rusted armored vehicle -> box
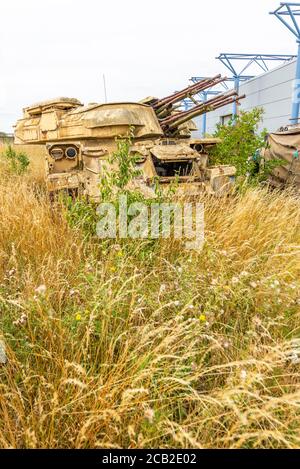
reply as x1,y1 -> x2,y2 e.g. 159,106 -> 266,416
14,76 -> 245,200
261,125 -> 300,191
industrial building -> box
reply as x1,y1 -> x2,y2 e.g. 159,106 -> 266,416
191,3 -> 300,138
194,58 -> 297,137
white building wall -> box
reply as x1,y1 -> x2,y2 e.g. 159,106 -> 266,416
193,59 -> 297,137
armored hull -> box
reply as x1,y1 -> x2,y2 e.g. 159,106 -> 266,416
261,125 -> 300,191
14,77 -> 243,199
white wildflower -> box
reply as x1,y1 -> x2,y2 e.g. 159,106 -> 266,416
240,271 -> 249,278
35,284 -> 47,296
144,408 -> 155,424
69,289 -> 79,297
13,313 -> 27,327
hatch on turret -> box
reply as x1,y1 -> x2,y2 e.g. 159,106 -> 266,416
24,98 -> 83,117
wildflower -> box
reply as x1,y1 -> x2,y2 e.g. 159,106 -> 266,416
117,251 -> 123,258
177,267 -> 183,274
35,284 -> 47,296
188,304 -> 194,310
159,284 -> 166,294
174,300 -> 181,307
199,314 -> 207,322
250,282 -> 258,289
13,313 -> 27,327
110,266 -> 116,273
290,353 -> 300,365
253,315 -> 262,326
223,341 -> 230,349
240,370 -> 247,381
75,313 -> 82,321
231,277 -> 239,285
144,408 -> 155,424
69,289 -> 79,297
240,271 -> 249,278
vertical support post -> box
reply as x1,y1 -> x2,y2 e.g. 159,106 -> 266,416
202,91 -> 207,136
270,4 -> 300,125
291,41 -> 300,124
232,75 -> 240,118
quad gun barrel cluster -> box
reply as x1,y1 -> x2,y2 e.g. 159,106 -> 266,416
147,75 -> 245,136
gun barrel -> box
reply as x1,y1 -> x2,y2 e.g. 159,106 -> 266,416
162,93 -> 246,131
153,75 -> 227,115
160,90 -> 238,127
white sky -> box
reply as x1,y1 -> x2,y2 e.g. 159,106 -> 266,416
0,0 -> 297,132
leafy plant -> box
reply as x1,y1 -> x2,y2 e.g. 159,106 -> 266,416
64,196 -> 99,239
209,108 -> 268,181
65,130 -> 182,245
65,129 -> 146,238
99,127 -> 142,202
1,144 -> 30,175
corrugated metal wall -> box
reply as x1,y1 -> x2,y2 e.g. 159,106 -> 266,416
193,59 -> 297,137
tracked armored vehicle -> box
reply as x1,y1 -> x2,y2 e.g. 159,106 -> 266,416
14,76 -> 245,200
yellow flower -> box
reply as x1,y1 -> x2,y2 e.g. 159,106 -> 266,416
199,314 -> 207,322
110,266 -> 116,272
75,313 -> 82,321
117,251 -> 123,258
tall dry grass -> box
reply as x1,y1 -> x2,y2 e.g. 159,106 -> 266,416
0,152 -> 300,448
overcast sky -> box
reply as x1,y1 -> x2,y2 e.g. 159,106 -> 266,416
0,0 -> 297,132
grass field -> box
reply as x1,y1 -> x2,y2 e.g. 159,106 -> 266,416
0,149 -> 300,449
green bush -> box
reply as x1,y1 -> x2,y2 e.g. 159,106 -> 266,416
1,145 -> 30,175
209,108 -> 268,181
